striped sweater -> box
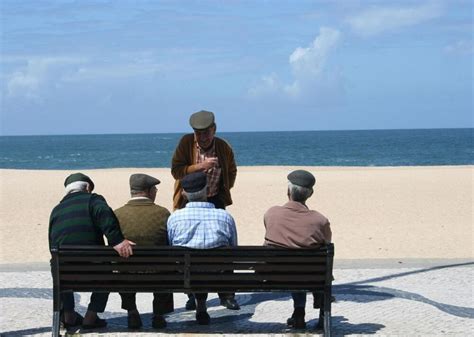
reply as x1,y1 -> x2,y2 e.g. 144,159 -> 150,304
49,192 -> 124,248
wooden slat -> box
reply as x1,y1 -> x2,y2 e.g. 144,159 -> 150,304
60,274 -> 184,281
189,274 -> 326,282
189,256 -> 326,263
59,256 -> 185,263
59,264 -> 184,272
188,264 -> 326,272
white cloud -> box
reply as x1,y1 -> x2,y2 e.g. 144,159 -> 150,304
286,27 -> 341,97
444,40 -> 473,55
5,55 -> 162,100
347,2 -> 442,37
249,27 -> 341,99
7,57 -> 86,100
248,73 -> 282,97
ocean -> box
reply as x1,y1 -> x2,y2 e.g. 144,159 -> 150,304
0,128 -> 472,169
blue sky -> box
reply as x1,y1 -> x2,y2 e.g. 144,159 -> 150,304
1,0 -> 472,135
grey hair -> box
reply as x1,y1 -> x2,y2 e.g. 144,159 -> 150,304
184,185 -> 208,202
131,189 -> 147,196
288,182 -> 313,202
65,181 -> 89,194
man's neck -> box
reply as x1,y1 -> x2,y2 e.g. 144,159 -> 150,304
289,198 -> 306,206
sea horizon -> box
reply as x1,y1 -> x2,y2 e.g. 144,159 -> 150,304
1,128 -> 472,169
1,126 -> 472,138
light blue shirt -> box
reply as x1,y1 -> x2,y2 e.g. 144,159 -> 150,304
167,202 -> 238,248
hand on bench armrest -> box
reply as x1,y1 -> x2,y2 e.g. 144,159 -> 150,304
113,239 -> 136,258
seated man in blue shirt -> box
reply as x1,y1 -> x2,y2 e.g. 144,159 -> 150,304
167,172 -> 238,325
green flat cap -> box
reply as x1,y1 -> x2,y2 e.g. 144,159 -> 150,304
189,110 -> 215,130
130,173 -> 161,191
64,172 -> 95,191
287,170 -> 315,189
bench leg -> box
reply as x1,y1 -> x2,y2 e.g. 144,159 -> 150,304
323,309 -> 331,337
323,290 -> 332,337
52,310 -> 60,337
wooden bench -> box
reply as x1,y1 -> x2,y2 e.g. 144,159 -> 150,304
50,244 -> 334,336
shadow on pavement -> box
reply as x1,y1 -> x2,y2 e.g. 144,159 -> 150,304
2,261 -> 472,335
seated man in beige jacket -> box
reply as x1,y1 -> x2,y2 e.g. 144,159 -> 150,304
264,170 -> 332,330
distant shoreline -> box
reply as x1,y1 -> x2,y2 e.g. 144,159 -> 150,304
1,126 -> 473,138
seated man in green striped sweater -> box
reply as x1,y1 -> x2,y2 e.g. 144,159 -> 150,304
49,172 -> 135,330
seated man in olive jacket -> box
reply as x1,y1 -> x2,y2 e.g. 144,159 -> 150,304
114,174 -> 173,330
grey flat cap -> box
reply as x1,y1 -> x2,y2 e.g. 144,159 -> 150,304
189,110 -> 215,130
287,170 -> 315,189
181,172 -> 207,193
64,172 -> 94,191
130,173 -> 160,191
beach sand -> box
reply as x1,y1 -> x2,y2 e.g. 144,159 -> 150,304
0,166 -> 472,264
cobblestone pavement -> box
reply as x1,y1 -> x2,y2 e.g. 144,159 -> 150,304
1,260 -> 473,336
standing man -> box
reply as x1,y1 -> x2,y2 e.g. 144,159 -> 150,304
171,109 -> 239,310
114,173 -> 173,330
263,170 -> 332,330
167,172 -> 238,325
49,173 -> 135,330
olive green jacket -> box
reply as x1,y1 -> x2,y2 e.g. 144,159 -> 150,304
114,198 -> 170,245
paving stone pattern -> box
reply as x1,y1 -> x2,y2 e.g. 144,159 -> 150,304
1,262 -> 473,336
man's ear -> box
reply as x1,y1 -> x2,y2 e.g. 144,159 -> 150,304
308,189 -> 314,198
181,190 -> 188,200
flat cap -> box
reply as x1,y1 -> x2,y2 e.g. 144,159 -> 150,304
287,170 -> 315,189
130,173 -> 160,191
64,172 -> 95,191
181,172 -> 207,193
189,110 -> 215,130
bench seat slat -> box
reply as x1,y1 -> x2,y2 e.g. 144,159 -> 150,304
62,284 -> 325,292
59,273 -> 325,282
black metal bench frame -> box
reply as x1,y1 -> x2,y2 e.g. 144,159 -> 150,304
51,244 -> 334,336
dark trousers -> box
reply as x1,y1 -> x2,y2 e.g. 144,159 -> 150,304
207,194 -> 226,210
120,292 -> 174,315
188,291 -> 233,303
194,293 -> 208,301
61,292 -> 109,312
189,194 -> 235,301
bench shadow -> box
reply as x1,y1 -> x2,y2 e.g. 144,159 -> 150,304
1,261 -> 472,335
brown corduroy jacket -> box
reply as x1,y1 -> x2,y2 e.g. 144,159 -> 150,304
171,133 -> 237,210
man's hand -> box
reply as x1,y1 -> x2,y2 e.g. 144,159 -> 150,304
113,239 -> 136,258
200,157 -> 218,171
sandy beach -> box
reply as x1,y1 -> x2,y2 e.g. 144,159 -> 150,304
0,166 -> 472,264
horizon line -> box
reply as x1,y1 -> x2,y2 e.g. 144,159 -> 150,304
1,126 -> 473,137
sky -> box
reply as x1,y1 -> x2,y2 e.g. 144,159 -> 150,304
0,0 -> 472,136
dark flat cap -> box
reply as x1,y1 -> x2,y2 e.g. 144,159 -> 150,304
287,170 -> 315,189
181,172 -> 207,193
64,172 -> 95,191
130,173 -> 160,191
189,110 -> 215,130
